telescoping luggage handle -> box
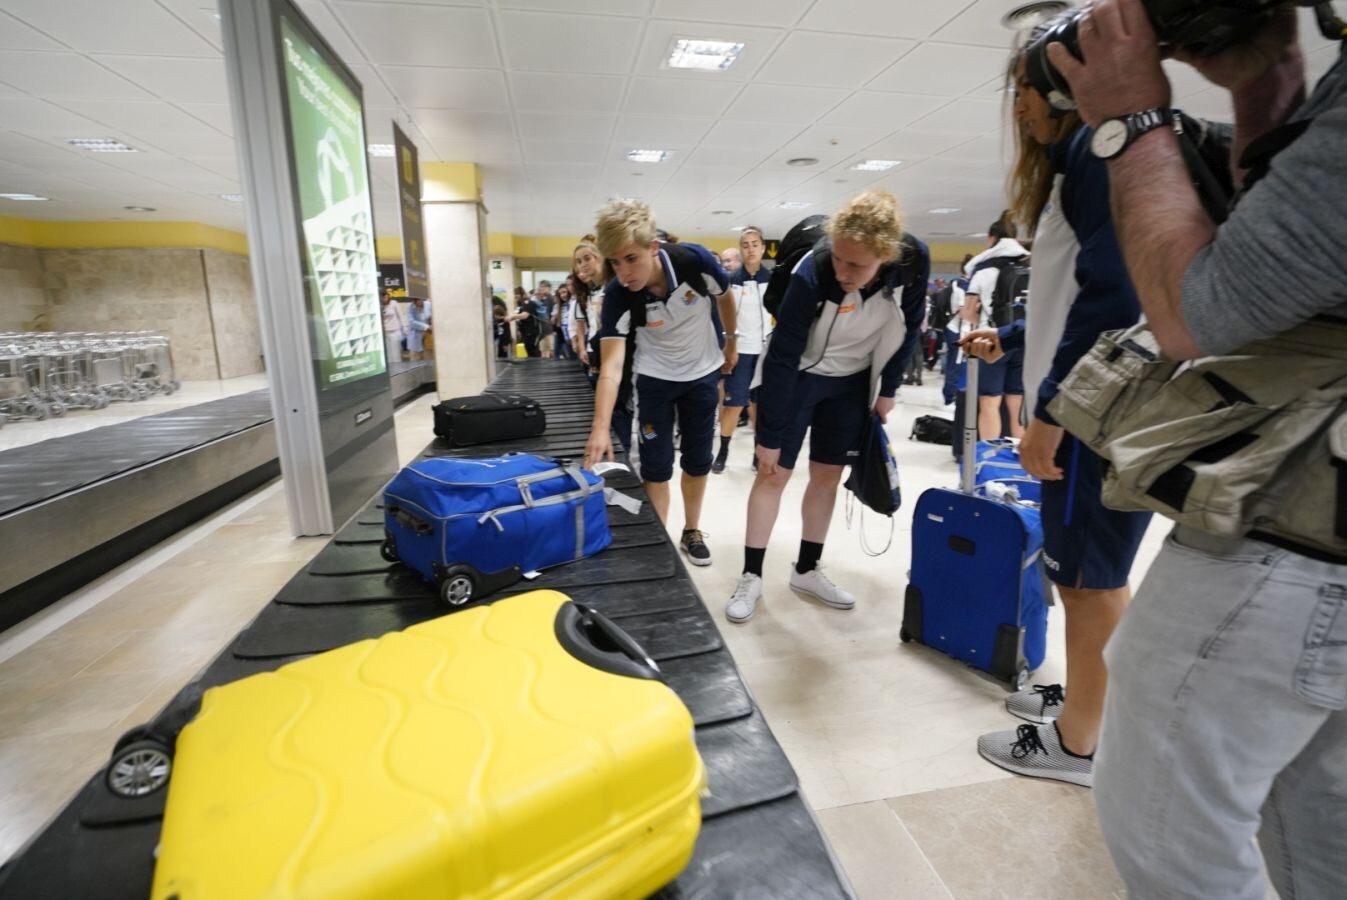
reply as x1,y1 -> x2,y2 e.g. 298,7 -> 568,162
553,601 -> 661,681
960,356 -> 980,495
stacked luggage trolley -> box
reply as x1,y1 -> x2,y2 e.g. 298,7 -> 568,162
0,359 -> 854,899
0,331 -> 180,426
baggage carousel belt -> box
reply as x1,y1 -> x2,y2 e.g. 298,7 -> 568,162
0,359 -> 851,899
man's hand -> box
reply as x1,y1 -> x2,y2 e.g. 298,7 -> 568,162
584,429 -> 614,470
1046,0 -> 1170,127
755,444 -> 782,476
1020,418 -> 1065,481
722,342 -> 739,375
1171,5 -> 1298,91
874,395 -> 896,424
959,328 -> 1005,363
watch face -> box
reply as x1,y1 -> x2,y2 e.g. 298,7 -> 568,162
1092,119 -> 1129,158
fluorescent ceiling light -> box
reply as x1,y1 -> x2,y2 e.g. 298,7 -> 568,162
626,149 -> 670,163
777,201 -> 811,210
666,39 -> 745,72
850,159 -> 901,172
786,157 -> 818,167
124,205 -> 156,212
928,207 -> 962,214
968,231 -> 987,237
730,225 -> 748,232
219,194 -> 244,202
69,138 -> 138,153
367,144 -> 395,157
711,209 -> 733,215
0,193 -> 49,201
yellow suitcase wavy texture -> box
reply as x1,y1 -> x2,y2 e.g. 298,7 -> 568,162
152,590 -> 706,899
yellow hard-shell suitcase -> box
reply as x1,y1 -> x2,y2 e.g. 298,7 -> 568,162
151,590 -> 705,899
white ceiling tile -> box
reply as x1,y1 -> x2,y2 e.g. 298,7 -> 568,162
820,91 -> 948,129
411,109 -> 514,142
296,0 -> 368,67
527,161 -> 602,181
634,20 -> 785,82
0,0 -> 217,57
524,142 -> 607,165
765,123 -> 894,169
798,0 -> 966,39
650,0 -> 811,27
426,139 -> 523,165
696,119 -> 801,153
93,55 -> 229,104
382,67 -> 509,110
906,96 -> 1001,134
135,130 -> 237,157
868,41 -> 1010,96
333,2 -> 498,67
0,10 -> 65,51
517,112 -> 614,143
512,71 -> 625,113
348,66 -> 398,108
497,11 -> 642,74
932,0 -> 1036,49
178,102 -> 235,136
0,52 -> 151,101
624,77 -> 736,118
722,83 -> 848,124
60,100 -> 229,141
500,0 -> 650,12
184,155 -> 239,180
0,97 -> 111,139
612,115 -> 713,147
755,32 -> 914,88
862,128 -> 977,160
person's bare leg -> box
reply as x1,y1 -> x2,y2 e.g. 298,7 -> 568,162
1005,394 -> 1025,439
745,465 -> 793,548
1054,584 -> 1132,756
719,405 -> 743,440
681,472 -> 707,532
979,395 -> 1002,440
801,462 -> 844,543
748,402 -> 757,430
645,480 -> 670,523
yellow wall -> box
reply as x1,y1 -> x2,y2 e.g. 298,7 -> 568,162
0,215 -> 248,255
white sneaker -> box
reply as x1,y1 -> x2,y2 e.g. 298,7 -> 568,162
788,563 -> 855,610
726,573 -> 763,623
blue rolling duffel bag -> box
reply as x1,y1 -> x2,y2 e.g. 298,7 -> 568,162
901,360 -> 1048,690
973,439 -> 1043,504
381,455 -> 612,607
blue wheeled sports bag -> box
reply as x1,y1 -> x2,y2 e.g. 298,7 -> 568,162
973,440 -> 1042,504
382,455 -> 612,607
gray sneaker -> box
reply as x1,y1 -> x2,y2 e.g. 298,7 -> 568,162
1005,683 -> 1065,724
977,723 -> 1093,788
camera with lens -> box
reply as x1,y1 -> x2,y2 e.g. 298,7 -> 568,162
1023,0 -> 1343,115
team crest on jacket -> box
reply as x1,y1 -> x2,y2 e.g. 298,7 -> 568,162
682,290 -> 697,305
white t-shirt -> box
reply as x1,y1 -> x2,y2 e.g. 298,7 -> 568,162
733,278 -> 772,355
1023,175 -> 1079,410
801,287 -> 894,378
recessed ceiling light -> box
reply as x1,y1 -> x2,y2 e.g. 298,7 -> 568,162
627,149 -> 670,163
69,138 -> 138,153
711,210 -> 733,215
219,194 -> 244,202
665,39 -> 745,72
124,205 -> 157,212
1002,1 -> 1071,30
786,157 -> 819,167
730,225 -> 748,232
367,144 -> 395,157
777,201 -> 811,210
928,207 -> 962,214
0,193 -> 49,201
850,159 -> 902,172
968,231 -> 987,237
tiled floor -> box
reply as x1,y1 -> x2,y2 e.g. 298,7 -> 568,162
0,377 -> 1169,897
0,373 -> 268,452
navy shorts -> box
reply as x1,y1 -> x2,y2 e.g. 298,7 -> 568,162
634,369 -> 720,483
977,355 -> 1008,397
777,370 -> 871,469
1041,434 -> 1153,589
721,352 -> 759,408
1003,347 -> 1024,396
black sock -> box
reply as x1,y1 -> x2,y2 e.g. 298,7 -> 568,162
1053,723 -> 1095,760
743,546 -> 765,577
717,435 -> 731,456
796,540 -> 824,574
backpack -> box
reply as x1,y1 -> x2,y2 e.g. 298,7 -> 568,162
762,214 -> 829,319
910,415 -> 955,446
928,285 -> 955,333
978,256 -> 1030,328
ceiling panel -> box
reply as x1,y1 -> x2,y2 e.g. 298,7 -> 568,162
496,11 -> 642,74
412,109 -> 515,142
868,41 -> 1010,96
0,97 -> 114,140
382,67 -> 509,110
296,0 -> 367,67
755,32 -> 914,88
862,128 -> 978,160
695,119 -> 802,153
177,102 -> 235,137
798,0 -> 970,39
500,0 -> 652,14
820,91 -> 947,129
516,112 -> 614,144
93,55 -> 230,104
0,9 -> 66,51
60,100 -> 230,142
623,76 -> 737,118
332,2 -> 497,67
649,0 -> 811,28
0,51 -> 151,101
511,71 -> 625,113
932,0 -> 1045,49
523,141 -> 608,165
722,83 -> 849,124
906,96 -> 1002,134
611,115 -> 714,147
0,0 -> 218,57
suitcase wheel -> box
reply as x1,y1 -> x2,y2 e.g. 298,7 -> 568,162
899,626 -> 914,644
440,570 -> 476,607
107,738 -> 173,798
380,539 -> 398,563
1011,666 -> 1029,692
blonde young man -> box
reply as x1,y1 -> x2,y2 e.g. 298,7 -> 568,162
714,226 -> 772,474
584,200 -> 738,566
727,191 -> 929,622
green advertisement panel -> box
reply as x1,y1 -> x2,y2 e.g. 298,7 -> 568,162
279,13 -> 384,389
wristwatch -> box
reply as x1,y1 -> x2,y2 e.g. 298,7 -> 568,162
1090,108 -> 1178,160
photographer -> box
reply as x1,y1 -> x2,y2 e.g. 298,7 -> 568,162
1047,1 -> 1347,896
